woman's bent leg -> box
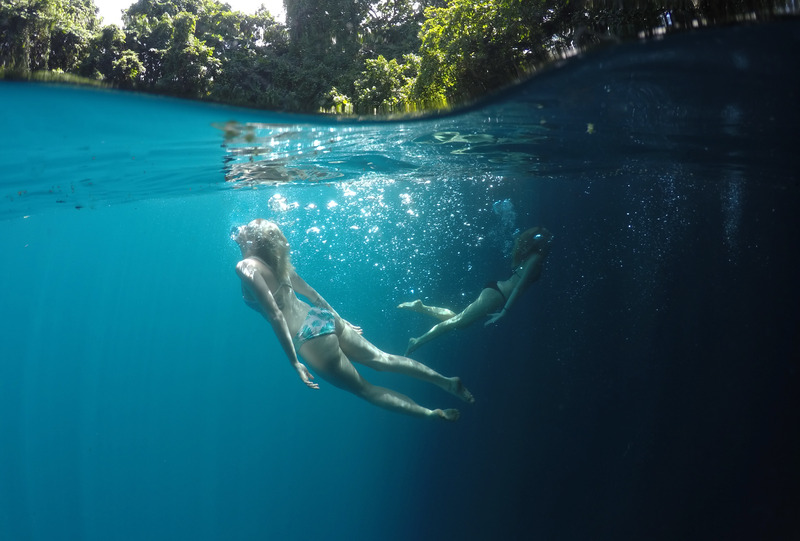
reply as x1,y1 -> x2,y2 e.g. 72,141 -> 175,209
406,289 -> 504,354
300,336 -> 460,421
397,299 -> 457,321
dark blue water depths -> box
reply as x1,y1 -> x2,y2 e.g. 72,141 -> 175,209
1,19 -> 799,541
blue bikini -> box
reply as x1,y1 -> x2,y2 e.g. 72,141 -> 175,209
293,307 -> 337,349
483,280 -> 508,303
242,275 -> 337,350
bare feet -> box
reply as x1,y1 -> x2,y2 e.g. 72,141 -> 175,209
431,408 -> 460,422
397,299 -> 423,311
405,337 -> 419,356
398,300 -> 456,322
446,377 -> 475,404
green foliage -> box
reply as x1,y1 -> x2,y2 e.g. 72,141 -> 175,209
110,48 -> 144,86
321,87 -> 352,114
0,65 -> 108,86
205,6 -> 292,108
352,53 -> 419,114
0,0 -> 101,71
308,0 -> 437,113
49,0 -> 102,71
120,0 -> 290,100
80,25 -> 128,79
283,0 -> 371,109
361,0 -> 437,60
159,12 -> 220,96
542,0 -> 703,52
2,0 -> 795,112
414,0 -> 550,106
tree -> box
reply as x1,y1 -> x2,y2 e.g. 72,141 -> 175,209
542,0 -> 702,53
4,0 -> 793,111
414,0 -> 551,106
110,48 -> 144,86
122,0 -> 219,90
80,24 -> 129,79
360,0 -> 437,60
0,0 -> 37,70
159,12 -> 220,96
121,0 -> 289,101
1,0 -> 100,72
353,53 -> 419,113
206,6 -> 292,108
122,11 -> 174,88
49,0 -> 100,71
283,0 -> 370,109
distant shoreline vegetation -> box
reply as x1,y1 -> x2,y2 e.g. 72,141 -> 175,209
1,0 -> 796,114
0,67 -> 108,87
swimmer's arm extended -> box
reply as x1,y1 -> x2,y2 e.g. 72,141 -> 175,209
485,253 -> 544,326
290,270 -> 362,334
236,260 -> 318,389
289,270 -> 341,318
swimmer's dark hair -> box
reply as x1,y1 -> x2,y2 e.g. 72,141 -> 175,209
511,227 -> 552,267
238,219 -> 294,280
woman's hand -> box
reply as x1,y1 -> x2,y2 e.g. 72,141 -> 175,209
345,320 -> 363,335
294,363 -> 319,389
484,308 -> 507,326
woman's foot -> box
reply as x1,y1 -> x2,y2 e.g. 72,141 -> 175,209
398,300 -> 456,321
397,299 -> 423,311
445,377 -> 475,404
431,408 -> 460,422
405,337 -> 419,356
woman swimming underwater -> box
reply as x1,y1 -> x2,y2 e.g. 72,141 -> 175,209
234,219 -> 474,421
398,227 -> 553,355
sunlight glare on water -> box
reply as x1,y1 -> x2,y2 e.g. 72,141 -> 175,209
242,169 -> 511,300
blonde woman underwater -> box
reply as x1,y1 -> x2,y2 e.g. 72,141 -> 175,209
399,227 -> 553,355
233,219 -> 474,422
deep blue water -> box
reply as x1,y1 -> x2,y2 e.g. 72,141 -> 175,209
1,20 -> 799,541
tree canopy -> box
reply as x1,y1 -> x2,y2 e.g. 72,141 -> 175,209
1,0 -> 794,113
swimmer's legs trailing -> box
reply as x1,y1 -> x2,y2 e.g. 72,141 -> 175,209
301,337 -> 461,421
397,299 -> 457,321
338,324 -> 475,404
405,288 -> 503,355
405,322 -> 447,356
361,384 -> 461,422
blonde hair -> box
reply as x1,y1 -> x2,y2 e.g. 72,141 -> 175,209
511,227 -> 552,267
238,219 -> 294,280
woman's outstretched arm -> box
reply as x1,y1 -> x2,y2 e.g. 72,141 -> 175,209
290,270 -> 362,333
236,259 -> 318,389
289,270 -> 340,317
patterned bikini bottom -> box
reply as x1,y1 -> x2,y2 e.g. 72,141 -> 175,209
293,307 -> 337,350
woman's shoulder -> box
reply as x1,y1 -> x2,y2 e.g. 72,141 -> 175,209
236,257 -> 276,280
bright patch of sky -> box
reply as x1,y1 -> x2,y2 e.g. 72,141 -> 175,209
93,0 -> 286,27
